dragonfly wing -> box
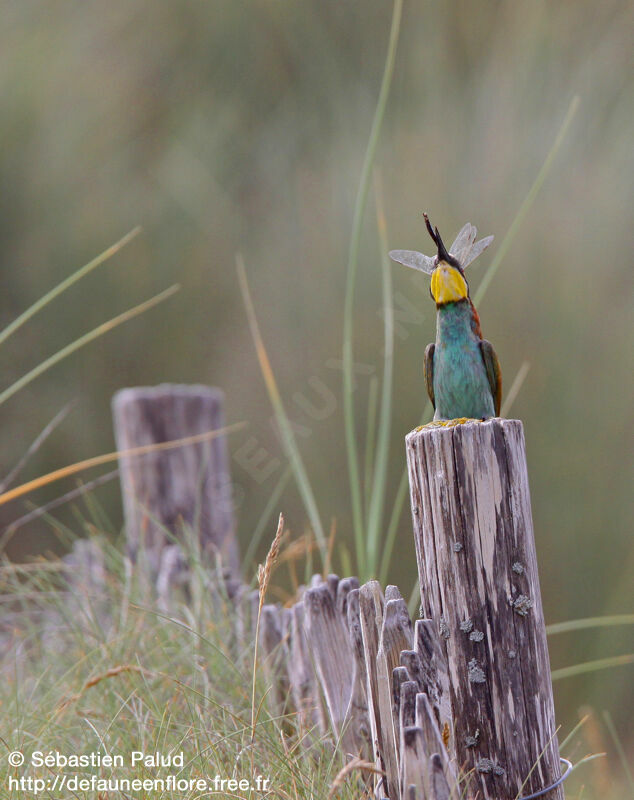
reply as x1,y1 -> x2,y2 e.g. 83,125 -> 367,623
462,235 -> 494,268
454,227 -> 479,268
450,223 -> 476,264
389,249 -> 436,274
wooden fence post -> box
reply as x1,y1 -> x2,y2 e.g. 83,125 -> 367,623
406,418 -> 563,799
112,384 -> 240,577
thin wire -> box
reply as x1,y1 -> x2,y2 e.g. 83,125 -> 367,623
378,758 -> 573,800
518,758 -> 573,800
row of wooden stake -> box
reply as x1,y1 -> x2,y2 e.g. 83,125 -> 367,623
111,385 -> 565,800
244,573 -> 459,799
3,384 -> 565,800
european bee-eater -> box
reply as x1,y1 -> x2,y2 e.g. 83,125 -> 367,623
389,214 -> 501,421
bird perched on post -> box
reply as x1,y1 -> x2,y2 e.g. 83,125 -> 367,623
389,214 -> 501,421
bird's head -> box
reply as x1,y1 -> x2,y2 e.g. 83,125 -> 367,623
424,213 -> 469,306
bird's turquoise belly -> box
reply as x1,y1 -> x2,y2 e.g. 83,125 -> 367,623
433,341 -> 495,421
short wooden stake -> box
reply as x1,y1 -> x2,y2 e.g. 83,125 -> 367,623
287,599 -> 326,736
304,583 -> 359,753
112,384 -> 240,576
359,581 -> 390,796
406,419 -> 563,799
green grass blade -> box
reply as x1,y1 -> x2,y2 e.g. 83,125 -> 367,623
339,542 -> 353,580
500,360 -> 530,417
602,710 -> 634,791
473,96 -> 579,307
558,713 -> 590,752
546,614 -> 634,635
0,285 -> 179,409
379,398 -> 433,586
243,464 -> 292,571
0,401 -> 74,492
407,577 -> 420,618
0,227 -> 141,348
236,256 -> 327,562
381,462 -> 410,588
363,375 -> 379,518
366,174 -> 395,577
343,0 -> 403,578
551,653 -> 634,681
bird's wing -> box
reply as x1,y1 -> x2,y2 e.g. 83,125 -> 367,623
479,339 -> 502,416
389,249 -> 436,274
424,342 -> 436,410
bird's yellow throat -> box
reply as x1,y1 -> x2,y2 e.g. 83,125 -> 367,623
430,262 -> 468,305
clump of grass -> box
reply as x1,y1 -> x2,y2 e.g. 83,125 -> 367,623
2,522 -> 630,799
0,530 -> 373,800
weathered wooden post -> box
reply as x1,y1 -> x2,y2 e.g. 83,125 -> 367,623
112,384 -> 240,578
406,418 -> 563,799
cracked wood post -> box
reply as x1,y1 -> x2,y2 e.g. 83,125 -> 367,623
112,384 -> 240,577
406,418 -> 563,800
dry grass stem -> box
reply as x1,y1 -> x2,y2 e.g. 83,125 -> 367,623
327,756 -> 384,799
251,512 -> 285,740
257,512 -> 285,602
0,422 -> 244,509
324,518 -> 337,576
57,664 -> 151,714
276,531 -> 316,566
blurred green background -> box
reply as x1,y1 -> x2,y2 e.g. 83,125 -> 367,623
1,0 -> 632,787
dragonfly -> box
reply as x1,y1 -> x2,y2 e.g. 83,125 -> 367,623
389,213 -> 494,275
